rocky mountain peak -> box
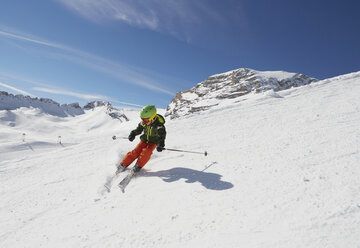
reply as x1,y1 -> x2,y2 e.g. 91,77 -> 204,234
83,101 -> 111,110
165,68 -> 318,119
84,101 -> 129,122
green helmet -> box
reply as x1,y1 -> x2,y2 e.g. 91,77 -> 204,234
140,105 -> 157,119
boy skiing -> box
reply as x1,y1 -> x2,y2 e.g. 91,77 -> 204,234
117,105 -> 166,173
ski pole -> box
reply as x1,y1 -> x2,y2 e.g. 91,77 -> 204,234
112,136 -> 128,140
164,148 -> 208,156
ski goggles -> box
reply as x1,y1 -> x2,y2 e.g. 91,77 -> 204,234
142,116 -> 155,124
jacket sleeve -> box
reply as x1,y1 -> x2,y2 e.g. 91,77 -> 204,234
131,123 -> 144,136
157,124 -> 166,145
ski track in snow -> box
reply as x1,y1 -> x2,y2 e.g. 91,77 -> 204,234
1,72 -> 360,247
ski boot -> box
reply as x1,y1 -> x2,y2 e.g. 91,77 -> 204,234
116,163 -> 127,174
132,164 -> 142,173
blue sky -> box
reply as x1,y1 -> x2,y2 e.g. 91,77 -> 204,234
0,0 -> 359,109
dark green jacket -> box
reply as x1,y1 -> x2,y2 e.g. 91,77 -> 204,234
131,114 -> 166,145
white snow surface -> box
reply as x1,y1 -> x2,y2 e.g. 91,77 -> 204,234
1,71 -> 360,247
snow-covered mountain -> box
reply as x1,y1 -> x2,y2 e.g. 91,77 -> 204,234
0,91 -> 84,117
0,92 -> 128,122
83,101 -> 129,122
1,70 -> 360,248
165,68 -> 318,119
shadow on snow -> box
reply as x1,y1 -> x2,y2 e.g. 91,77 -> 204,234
143,167 -> 234,191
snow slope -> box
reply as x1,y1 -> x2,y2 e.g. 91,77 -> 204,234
1,71 -> 360,248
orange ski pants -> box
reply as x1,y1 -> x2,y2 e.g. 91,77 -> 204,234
121,141 -> 157,168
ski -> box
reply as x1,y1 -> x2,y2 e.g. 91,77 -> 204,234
118,170 -> 135,193
104,167 -> 126,192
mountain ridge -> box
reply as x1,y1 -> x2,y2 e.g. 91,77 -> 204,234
0,91 -> 128,121
165,68 -> 318,119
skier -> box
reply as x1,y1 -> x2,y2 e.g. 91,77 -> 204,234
117,105 -> 166,173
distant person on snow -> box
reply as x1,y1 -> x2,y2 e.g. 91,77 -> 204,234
116,105 -> 166,173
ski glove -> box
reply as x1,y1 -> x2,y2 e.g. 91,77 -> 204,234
128,132 -> 135,142
157,142 -> 165,152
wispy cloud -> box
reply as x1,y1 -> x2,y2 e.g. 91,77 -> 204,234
32,86 -> 142,107
0,26 -> 175,96
0,29 -> 62,48
32,87 -> 109,100
107,99 -> 143,108
0,81 -> 34,96
0,72 -> 142,107
56,0 -> 247,42
0,71 -> 56,89
58,0 -> 161,30
51,52 -> 175,96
